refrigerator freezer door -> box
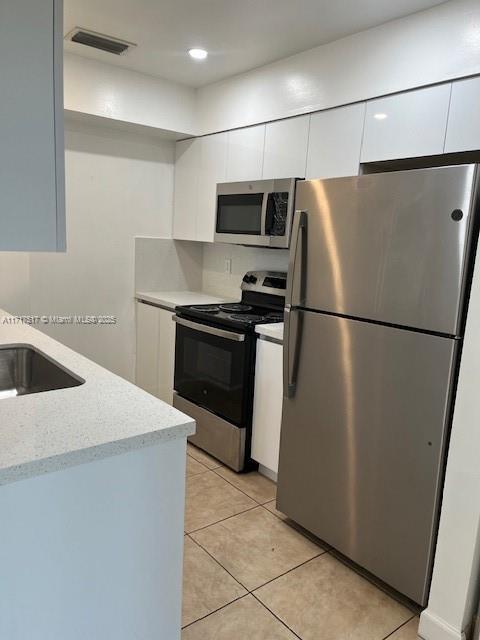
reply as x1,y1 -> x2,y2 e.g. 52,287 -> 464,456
293,165 -> 477,335
277,310 -> 457,605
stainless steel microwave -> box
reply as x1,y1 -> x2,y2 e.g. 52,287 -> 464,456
215,178 -> 300,248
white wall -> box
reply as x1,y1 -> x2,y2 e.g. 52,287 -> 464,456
64,53 -> 197,137
25,118 -> 176,382
419,251 -> 480,640
202,243 -> 289,298
0,253 -> 30,316
196,0 -> 480,134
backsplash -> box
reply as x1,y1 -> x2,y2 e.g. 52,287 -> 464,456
202,243 -> 289,298
135,237 -> 203,293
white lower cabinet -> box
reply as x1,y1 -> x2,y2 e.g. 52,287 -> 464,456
252,338 -> 283,475
136,301 -> 175,404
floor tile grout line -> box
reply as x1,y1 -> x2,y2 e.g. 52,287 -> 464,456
184,535 -> 413,638
186,452 -> 211,475
185,502 -> 260,535
185,461 -> 413,637
191,528 -> 324,595
185,466 -> 417,637
181,592 -> 249,631
211,466 -> 276,506
381,614 -> 417,639
187,534 -> 248,593
186,448 -> 223,470
250,551 -> 326,594
189,463 -> 320,549
186,468 -> 210,479
250,592 -> 304,640
259,503 -> 329,551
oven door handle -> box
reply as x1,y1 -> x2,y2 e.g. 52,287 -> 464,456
173,316 -> 246,342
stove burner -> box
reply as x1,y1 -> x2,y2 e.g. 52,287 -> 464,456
230,314 -> 267,323
190,304 -> 220,313
219,304 -> 252,313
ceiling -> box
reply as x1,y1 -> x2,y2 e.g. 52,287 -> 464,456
64,0 -> 447,88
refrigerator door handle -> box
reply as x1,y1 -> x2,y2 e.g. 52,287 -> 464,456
286,210 -> 307,308
284,210 -> 307,398
283,306 -> 303,398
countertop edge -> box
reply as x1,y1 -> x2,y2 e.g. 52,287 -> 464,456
135,290 -> 236,311
255,323 -> 284,343
0,419 -> 196,486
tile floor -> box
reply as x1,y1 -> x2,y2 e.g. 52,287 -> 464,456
183,443 -> 420,639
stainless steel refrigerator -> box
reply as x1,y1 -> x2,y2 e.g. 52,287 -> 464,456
277,164 -> 479,606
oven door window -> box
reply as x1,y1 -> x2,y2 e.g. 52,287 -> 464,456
174,323 -> 249,426
216,193 -> 263,235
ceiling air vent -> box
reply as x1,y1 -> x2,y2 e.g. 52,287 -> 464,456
65,28 -> 136,56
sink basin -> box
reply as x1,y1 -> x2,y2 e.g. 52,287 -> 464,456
0,345 -> 84,399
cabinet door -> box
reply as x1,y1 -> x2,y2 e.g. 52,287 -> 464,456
262,115 -> 310,179
444,76 -> 480,153
173,138 -> 200,241
157,307 -> 175,404
226,125 -> 265,182
251,338 -> 283,474
361,84 -> 451,163
0,0 -> 65,251
306,104 -> 365,179
135,302 -> 160,397
196,133 -> 228,243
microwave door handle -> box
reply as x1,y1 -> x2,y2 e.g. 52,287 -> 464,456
260,191 -> 268,236
173,315 -> 245,342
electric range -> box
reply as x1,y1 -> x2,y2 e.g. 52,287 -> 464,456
172,271 -> 286,471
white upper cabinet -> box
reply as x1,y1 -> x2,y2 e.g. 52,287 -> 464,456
0,0 -> 65,251
196,133 -> 228,243
361,84 -> 451,163
226,125 -> 265,182
262,115 -> 310,179
444,76 -> 480,153
173,138 -> 200,240
173,133 -> 227,242
306,104 -> 366,180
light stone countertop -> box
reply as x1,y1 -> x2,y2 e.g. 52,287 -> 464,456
0,309 -> 195,486
135,290 -> 236,311
255,322 -> 284,343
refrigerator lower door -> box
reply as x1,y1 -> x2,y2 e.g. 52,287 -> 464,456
277,310 -> 457,605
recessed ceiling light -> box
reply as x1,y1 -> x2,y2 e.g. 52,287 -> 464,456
188,48 -> 208,60
374,113 -> 388,120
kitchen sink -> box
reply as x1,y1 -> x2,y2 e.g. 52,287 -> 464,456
0,345 -> 84,399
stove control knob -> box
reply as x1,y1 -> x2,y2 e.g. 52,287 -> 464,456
249,275 -> 257,284
242,274 -> 250,283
